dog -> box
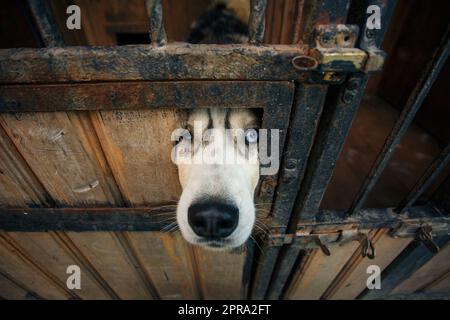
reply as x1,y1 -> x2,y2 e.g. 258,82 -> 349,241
174,1 -> 260,251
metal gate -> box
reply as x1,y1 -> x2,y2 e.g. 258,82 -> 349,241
0,0 -> 449,300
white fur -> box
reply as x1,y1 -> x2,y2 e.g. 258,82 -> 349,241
175,109 -> 259,250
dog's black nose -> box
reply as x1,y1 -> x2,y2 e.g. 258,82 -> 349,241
188,201 -> 239,238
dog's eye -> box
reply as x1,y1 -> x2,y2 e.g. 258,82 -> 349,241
177,129 -> 192,143
244,129 -> 258,145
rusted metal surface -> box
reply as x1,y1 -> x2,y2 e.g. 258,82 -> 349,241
248,0 -> 268,45
145,0 -> 167,46
26,0 -> 64,47
0,205 -> 447,234
0,44 -> 381,84
0,81 -> 293,112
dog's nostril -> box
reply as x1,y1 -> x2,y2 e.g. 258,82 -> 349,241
188,201 -> 239,239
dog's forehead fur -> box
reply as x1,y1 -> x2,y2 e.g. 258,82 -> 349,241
187,108 -> 259,131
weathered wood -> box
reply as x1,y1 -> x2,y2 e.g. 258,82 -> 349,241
6,232 -> 111,299
125,232 -> 199,299
361,235 -> 450,299
320,229 -> 379,299
0,272 -> 34,300
390,243 -> 450,294
0,81 -> 292,112
0,111 -> 162,299
193,246 -> 247,299
90,108 -> 201,299
0,233 -> 72,299
330,230 -> 412,299
286,240 -> 360,299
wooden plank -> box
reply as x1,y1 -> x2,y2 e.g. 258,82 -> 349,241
330,230 -> 412,299
6,232 -> 110,299
0,234 -> 69,299
0,271 -> 37,300
0,112 -> 122,206
361,235 -> 450,299
90,108 -> 212,299
0,111 -> 157,299
90,109 -> 183,205
286,239 -> 360,299
390,243 -> 450,295
66,231 -> 153,299
0,124 -> 86,299
0,81 -> 293,112
0,124 -> 50,207
193,247 -> 247,300
126,232 -> 199,299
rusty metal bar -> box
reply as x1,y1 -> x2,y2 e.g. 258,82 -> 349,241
396,143 -> 450,214
0,81 -> 293,112
0,44 -> 374,83
262,0 -> 397,300
144,0 -> 167,46
26,0 -> 64,47
0,205 -> 447,232
250,84 -> 328,299
348,29 -> 450,216
248,0 -> 268,44
251,0 -> 354,300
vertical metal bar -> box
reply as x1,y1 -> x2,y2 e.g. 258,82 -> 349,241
263,0 -> 397,300
145,0 -> 167,46
27,0 -> 64,47
248,0 -> 268,44
251,85 -> 327,300
272,85 -> 328,229
360,235 -> 450,300
396,143 -> 450,213
251,0 -> 354,300
348,29 -> 450,216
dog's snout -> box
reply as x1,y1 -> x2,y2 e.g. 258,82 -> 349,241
188,201 -> 239,238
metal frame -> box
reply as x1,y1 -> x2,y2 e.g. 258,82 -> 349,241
0,0 -> 449,301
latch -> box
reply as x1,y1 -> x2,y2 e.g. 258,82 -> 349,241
291,24 -> 387,83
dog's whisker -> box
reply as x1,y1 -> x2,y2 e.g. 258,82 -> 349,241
253,224 -> 271,238
161,221 -> 178,233
249,235 -> 264,255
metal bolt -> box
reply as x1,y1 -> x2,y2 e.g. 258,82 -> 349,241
285,159 -> 297,170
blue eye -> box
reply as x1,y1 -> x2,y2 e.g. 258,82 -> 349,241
244,129 -> 258,145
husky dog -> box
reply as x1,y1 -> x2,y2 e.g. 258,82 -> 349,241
175,1 -> 259,250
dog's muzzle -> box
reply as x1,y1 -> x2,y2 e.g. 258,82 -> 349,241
188,200 -> 239,239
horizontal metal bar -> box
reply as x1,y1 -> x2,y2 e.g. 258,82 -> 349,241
396,143 -> 450,213
0,45 -> 376,84
348,30 -> 450,215
0,81 -> 293,112
248,0 -> 268,45
301,205 -> 449,233
0,205 -> 447,233
144,0 -> 167,46
27,0 -> 64,47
